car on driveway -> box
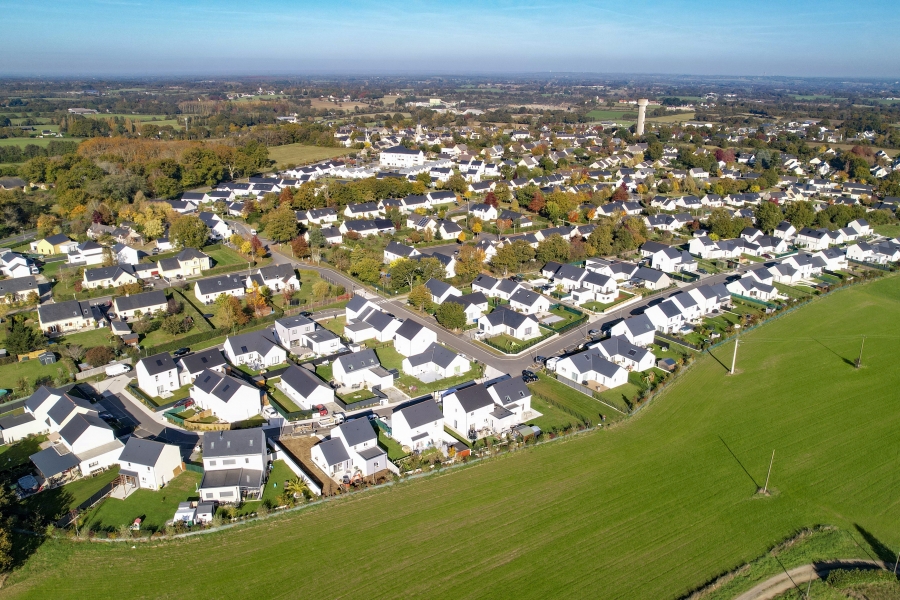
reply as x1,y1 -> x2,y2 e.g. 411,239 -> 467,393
521,370 -> 538,383
173,347 -> 190,357
314,404 -> 328,417
534,355 -> 547,364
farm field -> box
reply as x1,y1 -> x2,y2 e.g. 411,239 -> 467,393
267,143 -> 352,167
4,276 -> 900,599
0,137 -> 83,148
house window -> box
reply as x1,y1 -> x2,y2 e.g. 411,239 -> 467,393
208,461 -> 216,466
220,491 -> 234,498
205,493 -> 214,499
223,459 -> 236,465
245,458 -> 249,463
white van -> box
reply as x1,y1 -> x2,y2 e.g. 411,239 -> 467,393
105,363 -> 132,377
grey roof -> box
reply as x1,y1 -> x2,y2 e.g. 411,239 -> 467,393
346,294 -> 372,313
335,418 -> 377,447
446,292 -> 488,310
59,413 -> 111,447
139,352 -> 177,376
276,314 -> 314,330
385,241 -> 417,258
472,274 -> 499,290
195,273 -> 245,295
227,330 -> 282,356
509,288 -> 544,307
316,437 -> 351,466
335,348 -> 381,372
84,265 -> 137,283
405,343 -> 460,369
281,364 -> 330,398
114,290 -> 167,313
566,349 -> 623,378
203,428 -> 266,458
383,145 -> 421,155
0,412 -> 36,430
362,310 -> 396,332
633,267 -> 667,283
357,446 -> 386,460
30,445 -> 79,478
451,383 -> 495,412
495,279 -> 520,295
118,437 -> 169,466
193,369 -> 258,404
657,299 -> 683,318
424,278 -> 455,298
489,377 -> 531,405
38,299 -> 98,325
490,405 -> 515,420
25,386 -> 61,414
255,263 -> 296,283
0,276 -> 39,295
395,319 -> 427,341
481,307 -> 536,329
305,329 -> 339,343
199,467 -> 263,490
343,218 -> 394,232
395,399 -> 443,429
597,335 -> 651,363
43,233 -> 71,246
178,348 -> 226,375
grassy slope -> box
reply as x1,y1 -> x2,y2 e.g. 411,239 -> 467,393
267,143 -> 352,168
5,276 -> 900,599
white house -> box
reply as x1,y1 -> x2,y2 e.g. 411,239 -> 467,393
224,330 -> 287,369
278,364 -> 334,410
344,309 -> 402,344
472,274 -> 522,300
330,419 -> 387,477
67,241 -> 106,266
508,288 -> 551,314
331,349 -> 394,389
191,369 -> 263,423
136,352 -> 180,397
113,290 -> 167,320
310,437 -> 353,478
477,307 -> 541,341
198,429 -> 268,503
273,314 -> 316,349
380,145 -> 424,168
643,299 -> 685,334
116,437 -> 183,491
300,328 -> 343,355
194,273 -> 245,305
393,319 -> 438,357
445,292 -> 489,324
469,203 -> 499,221
424,278 -> 461,304
486,377 -> 533,424
608,314 -> 656,347
198,211 -> 232,240
402,343 -> 470,380
390,399 -> 444,452
177,348 -> 227,386
345,294 -> 381,323
384,241 -> 421,263
592,335 -> 655,372
443,383 -> 521,439
726,277 -> 779,301
555,349 -> 628,390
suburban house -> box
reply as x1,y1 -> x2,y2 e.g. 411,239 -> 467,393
198,429 -> 268,503
297,207 -> 338,225
191,369 -> 263,423
344,202 -> 381,219
632,267 -> 671,290
469,203 -> 499,221
198,212 -> 233,240
31,233 -> 76,255
0,276 -> 41,303
556,349 -> 628,390
310,437 -> 353,478
726,276 -> 778,301
345,294 -> 381,322
472,274 -> 522,300
443,383 -> 522,439
67,240 -> 106,266
116,437 -> 183,491
389,399 -> 444,452
445,292 -> 489,324
643,299 -> 686,333
177,348 -> 228,386
508,288 -> 551,314
486,377 -> 533,423
136,352 -> 180,396
247,264 -> 299,292
113,290 -> 167,320
344,309 -> 402,344
0,386 -> 87,444
0,249 -> 37,278
37,299 -> 101,334
380,145 -> 425,168
424,278 -> 461,304
644,244 -> 698,273
608,314 -> 657,347
393,319 -> 438,357
300,328 -> 343,355
82,264 -> 140,289
339,219 -> 396,237
157,248 -> 211,279
402,343 -> 470,380
194,273 -> 246,304
277,364 -> 334,410
383,241 -> 421,263
331,349 -> 394,389
224,330 -> 287,369
273,314 -> 316,349
329,419 -> 387,477
30,412 -> 123,482
112,243 -> 142,265
592,335 -> 655,372
477,307 -> 541,340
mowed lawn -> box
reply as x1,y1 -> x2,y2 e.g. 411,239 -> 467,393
267,143 -> 352,168
5,276 -> 900,599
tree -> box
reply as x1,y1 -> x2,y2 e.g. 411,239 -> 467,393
484,191 -> 499,207
755,201 -> 784,234
491,240 -> 535,274
408,284 -> 432,311
170,215 -> 209,249
161,314 -> 190,336
784,200 -> 816,229
350,258 -> 382,284
290,235 -> 310,258
455,245 -> 485,282
217,295 -> 249,329
312,280 -> 330,301
5,315 -> 44,355
250,235 -> 263,255
536,234 -> 570,263
167,298 -> 184,315
264,205 -> 299,242
36,214 -> 60,237
471,221 -> 482,234
457,232 -> 466,242
389,258 -> 418,290
418,257 -> 446,282
611,184 -> 629,201
435,302 -> 466,330
446,173 -> 468,194
61,344 -> 84,363
101,247 -> 116,267
84,345 -> 115,367
307,227 -> 327,248
528,191 -> 546,213
142,217 -> 164,240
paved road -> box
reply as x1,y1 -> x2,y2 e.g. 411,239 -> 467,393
733,559 -> 886,600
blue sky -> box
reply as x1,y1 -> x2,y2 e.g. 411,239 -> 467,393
2,0 -> 899,77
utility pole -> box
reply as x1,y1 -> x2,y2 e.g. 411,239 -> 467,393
855,335 -> 866,369
763,449 -> 775,494
730,337 -> 739,375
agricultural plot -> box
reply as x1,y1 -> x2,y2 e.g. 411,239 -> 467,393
267,143 -> 352,167
4,276 -> 900,599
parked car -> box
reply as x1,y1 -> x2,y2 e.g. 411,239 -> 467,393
588,329 -> 600,337
534,356 -> 547,364
250,229 -> 258,235
299,311 -> 312,317
151,248 -> 159,255
104,364 -> 131,377
98,412 -> 114,420
521,370 -> 538,383
262,406 -> 278,420
173,347 -> 190,357
314,404 -> 328,417
107,313 -> 117,320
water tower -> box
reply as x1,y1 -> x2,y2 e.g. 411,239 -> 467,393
636,99 -> 649,136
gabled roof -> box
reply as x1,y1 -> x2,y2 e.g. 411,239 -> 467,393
424,278 -> 455,298
564,349 -> 623,378
480,307 -> 537,329
138,352 -> 177,376
195,273 -> 245,295
118,437 -> 169,466
316,437 -> 351,466
281,365 -> 330,399
446,291 -> 488,310
178,348 -> 226,375
450,383 -> 495,412
226,330 -> 282,357
203,428 -> 266,458
59,413 -> 111,446
509,288 -> 545,307
114,290 -> 167,313
194,369 -> 259,404
395,319 -> 428,341
394,399 -> 443,429
488,377 -> 531,405
385,241 -> 417,258
335,348 -> 381,373
405,343 -> 460,369
335,418 -> 377,447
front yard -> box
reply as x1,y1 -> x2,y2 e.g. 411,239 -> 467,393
581,291 -> 635,312
377,431 -> 408,460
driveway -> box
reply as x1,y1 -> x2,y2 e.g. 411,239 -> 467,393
733,559 -> 886,600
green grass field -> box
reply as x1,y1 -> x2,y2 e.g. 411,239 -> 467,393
267,143 -> 352,168
82,471 -> 202,533
4,276 -> 900,598
0,137 -> 84,148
